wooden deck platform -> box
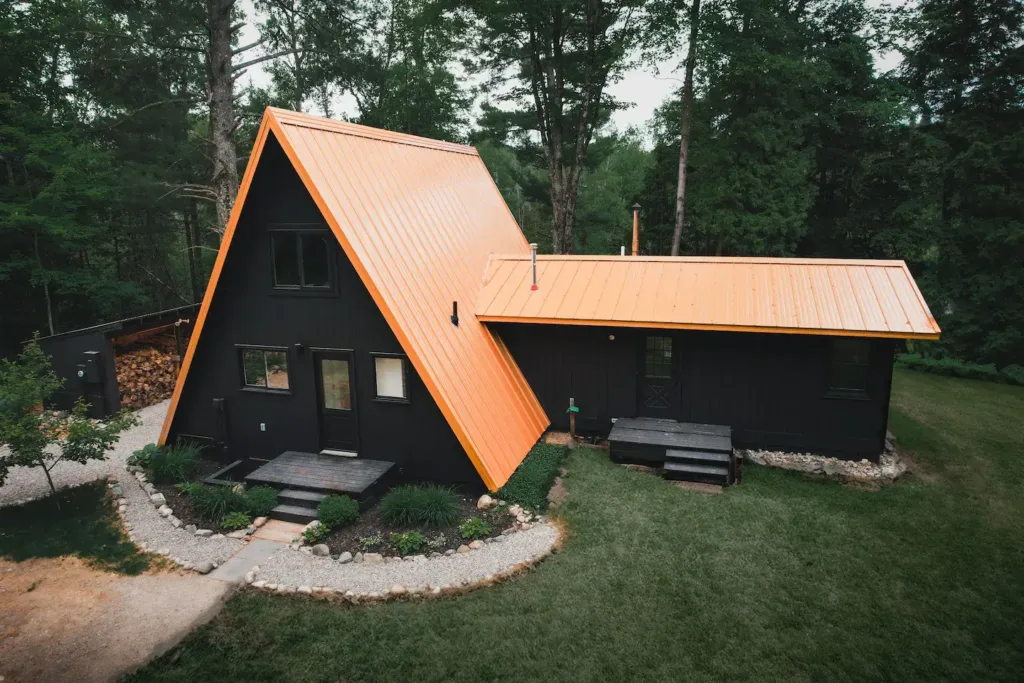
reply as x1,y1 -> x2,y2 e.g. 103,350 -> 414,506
244,451 -> 394,496
609,418 -> 735,485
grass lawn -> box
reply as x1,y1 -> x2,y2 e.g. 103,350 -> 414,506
129,369 -> 1024,682
0,480 -> 149,575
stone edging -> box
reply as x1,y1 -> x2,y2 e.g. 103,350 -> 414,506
244,520 -> 564,602
112,466 -> 257,574
740,437 -> 906,482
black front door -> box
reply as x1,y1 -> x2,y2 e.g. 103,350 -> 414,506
638,335 -> 677,419
314,350 -> 359,452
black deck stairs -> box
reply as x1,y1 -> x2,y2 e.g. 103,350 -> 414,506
244,451 -> 395,523
608,418 -> 735,486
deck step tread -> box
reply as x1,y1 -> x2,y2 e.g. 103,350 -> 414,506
665,449 -> 732,463
664,462 -> 730,476
270,504 -> 318,524
279,488 -> 327,503
608,426 -> 732,453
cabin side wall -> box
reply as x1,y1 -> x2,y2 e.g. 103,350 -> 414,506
494,323 -> 896,460
167,134 -> 480,487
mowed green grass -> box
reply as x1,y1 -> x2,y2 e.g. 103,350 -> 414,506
129,370 -> 1024,682
0,480 -> 149,575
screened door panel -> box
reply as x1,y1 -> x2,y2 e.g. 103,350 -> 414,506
314,351 -> 359,452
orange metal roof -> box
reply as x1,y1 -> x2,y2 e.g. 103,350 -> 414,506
477,255 -> 941,339
160,108 -> 548,490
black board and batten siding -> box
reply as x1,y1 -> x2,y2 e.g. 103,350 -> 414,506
165,133 -> 481,488
495,322 -> 897,461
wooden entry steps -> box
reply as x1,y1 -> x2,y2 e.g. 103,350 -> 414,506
609,418 -> 735,485
244,450 -> 395,523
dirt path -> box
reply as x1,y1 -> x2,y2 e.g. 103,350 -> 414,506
0,556 -> 233,683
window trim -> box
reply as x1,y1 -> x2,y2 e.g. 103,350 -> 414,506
824,338 -> 871,401
236,344 -> 292,394
371,352 -> 410,404
268,225 -> 336,295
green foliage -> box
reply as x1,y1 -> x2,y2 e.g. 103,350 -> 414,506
317,494 -> 359,529
243,486 -> 278,518
185,485 -> 247,525
497,443 -> 566,511
896,354 -> 1024,386
0,481 -> 148,574
379,484 -> 462,528
128,443 -> 160,469
390,530 -> 426,555
302,522 -> 330,545
148,443 -> 200,485
359,534 -> 384,550
426,533 -> 447,550
221,511 -> 252,531
175,481 -> 204,497
0,338 -> 137,492
458,516 -> 491,540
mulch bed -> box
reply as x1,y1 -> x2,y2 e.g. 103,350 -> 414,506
157,459 -> 234,533
322,497 -> 515,556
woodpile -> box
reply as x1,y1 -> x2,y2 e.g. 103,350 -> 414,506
114,329 -> 186,410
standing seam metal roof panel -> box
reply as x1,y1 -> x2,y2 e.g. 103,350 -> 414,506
476,255 -> 940,339
160,108 -> 548,490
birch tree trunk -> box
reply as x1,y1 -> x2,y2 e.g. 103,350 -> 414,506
671,0 -> 701,257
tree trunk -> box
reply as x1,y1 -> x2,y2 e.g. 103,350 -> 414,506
34,229 -> 55,335
671,0 -> 701,257
207,0 -> 239,236
184,201 -> 202,303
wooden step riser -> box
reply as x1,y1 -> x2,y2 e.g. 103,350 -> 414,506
663,469 -> 731,486
270,504 -> 318,524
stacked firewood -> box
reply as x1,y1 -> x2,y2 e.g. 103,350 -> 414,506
115,345 -> 179,410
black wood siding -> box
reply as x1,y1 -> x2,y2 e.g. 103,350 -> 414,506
167,134 -> 480,487
496,323 -> 896,460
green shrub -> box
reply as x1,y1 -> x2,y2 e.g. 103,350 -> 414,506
359,534 -> 384,550
896,353 -> 1024,386
459,516 -> 491,540
221,511 -> 251,530
128,443 -> 160,469
303,522 -> 330,544
148,443 -> 200,484
497,443 -> 566,511
187,484 -> 246,524
174,481 -> 204,497
391,530 -> 426,555
243,486 -> 278,517
317,494 -> 359,528
379,484 -> 461,527
426,533 -> 447,550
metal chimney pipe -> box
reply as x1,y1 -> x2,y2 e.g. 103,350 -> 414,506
529,243 -> 539,290
631,203 -> 641,256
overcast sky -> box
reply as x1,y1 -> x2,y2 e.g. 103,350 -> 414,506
238,0 -> 907,136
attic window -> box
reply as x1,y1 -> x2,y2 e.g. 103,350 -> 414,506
271,230 -> 331,290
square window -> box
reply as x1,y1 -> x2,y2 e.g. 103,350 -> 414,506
270,229 -> 332,291
645,336 -> 673,378
240,347 -> 289,391
374,356 -> 407,401
828,338 -> 869,395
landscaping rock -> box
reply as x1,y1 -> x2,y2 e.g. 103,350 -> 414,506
508,504 -> 523,517
158,505 -> 172,517
468,540 -> 484,550
149,493 -> 166,506
252,516 -> 268,528
252,580 -> 266,589
457,544 -> 471,553
245,572 -> 255,584
338,551 -> 353,564
117,498 -> 128,506
311,544 -> 330,557
118,505 -> 128,514
297,585 -> 312,594
431,586 -> 441,595
476,494 -> 495,509
363,553 -> 383,564
185,524 -> 197,533
226,530 -> 247,539
300,546 -> 312,554
353,552 -> 364,563
209,533 -> 224,540
169,517 -> 182,529
194,529 -> 213,537
444,549 -> 455,556
389,584 -> 407,595
194,561 -> 214,574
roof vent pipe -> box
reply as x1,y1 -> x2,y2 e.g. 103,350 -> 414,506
620,246 -> 625,256
631,203 -> 641,256
530,243 -> 539,291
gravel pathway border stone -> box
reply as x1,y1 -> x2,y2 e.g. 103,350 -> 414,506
740,433 -> 906,481
249,520 -> 562,601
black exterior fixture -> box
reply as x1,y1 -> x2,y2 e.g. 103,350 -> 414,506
451,301 -> 459,327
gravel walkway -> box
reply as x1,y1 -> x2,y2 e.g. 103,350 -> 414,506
0,399 -> 170,508
118,467 -> 244,568
254,523 -> 560,595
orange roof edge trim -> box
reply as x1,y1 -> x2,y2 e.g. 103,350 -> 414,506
477,314 -> 942,340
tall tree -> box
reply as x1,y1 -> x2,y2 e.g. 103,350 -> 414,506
670,0 -> 701,256
471,0 -> 645,253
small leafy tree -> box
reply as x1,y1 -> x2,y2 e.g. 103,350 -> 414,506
0,337 -> 138,502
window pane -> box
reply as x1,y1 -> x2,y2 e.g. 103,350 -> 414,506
645,336 -> 672,378
321,359 -> 351,410
265,350 -> 289,390
242,349 -> 267,387
301,235 -> 330,287
375,357 -> 406,399
829,339 -> 869,392
272,232 -> 300,286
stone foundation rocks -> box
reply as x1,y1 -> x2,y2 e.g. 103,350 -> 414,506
741,440 -> 906,482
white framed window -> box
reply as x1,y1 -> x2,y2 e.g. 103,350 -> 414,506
373,354 -> 408,402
